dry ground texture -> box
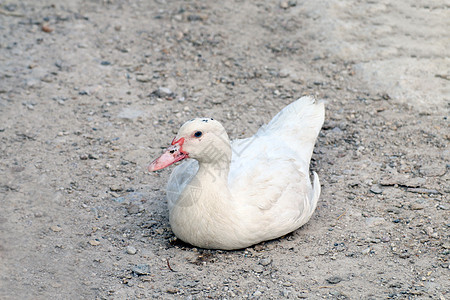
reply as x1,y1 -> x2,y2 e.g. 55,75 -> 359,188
0,0 -> 449,299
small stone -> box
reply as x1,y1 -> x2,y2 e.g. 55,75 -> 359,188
89,240 -> 100,246
117,108 -> 144,120
42,23 -> 53,33
386,207 -> 400,214
253,291 -> 262,297
166,287 -> 179,294
280,1 -> 289,9
326,276 -> 343,284
365,217 -> 385,227
361,248 -> 371,255
381,236 -> 391,242
259,257 -> 272,266
253,265 -> 264,273
282,289 -> 291,297
370,185 -> 383,194
127,204 -> 141,214
50,225 -> 62,232
282,281 -> 293,287
88,153 -> 99,160
424,227 -> 434,236
187,14 -> 207,22
420,165 -> 446,177
136,75 -> 152,83
126,246 -> 137,255
409,203 -> 424,210
182,280 -> 198,288
437,204 -> 449,210
132,264 -> 151,275
151,87 -> 175,99
110,185 -> 123,192
442,242 -> 450,249
318,248 -> 327,255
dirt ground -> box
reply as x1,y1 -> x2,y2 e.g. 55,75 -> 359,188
0,0 -> 448,299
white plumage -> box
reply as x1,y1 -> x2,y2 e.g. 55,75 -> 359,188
149,96 -> 325,250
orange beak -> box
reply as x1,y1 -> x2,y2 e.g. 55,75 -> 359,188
148,138 -> 188,171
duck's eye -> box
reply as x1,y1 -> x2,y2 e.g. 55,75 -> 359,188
194,131 -> 203,138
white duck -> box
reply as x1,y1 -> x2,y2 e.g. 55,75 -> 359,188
148,96 -> 325,250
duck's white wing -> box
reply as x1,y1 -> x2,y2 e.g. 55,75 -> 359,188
228,96 -> 324,215
166,159 -> 198,210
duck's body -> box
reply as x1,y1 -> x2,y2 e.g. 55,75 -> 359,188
149,96 -> 325,250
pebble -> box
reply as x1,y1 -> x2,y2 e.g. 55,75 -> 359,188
117,108 -> 144,120
89,240 -> 100,246
381,236 -> 391,242
253,290 -> 262,297
126,246 -> 137,255
127,203 -> 142,214
409,203 -> 424,210
437,204 -> 449,210
326,276 -> 343,284
386,207 -> 400,214
166,287 -> 179,294
361,248 -> 371,255
280,1 -> 296,9
318,248 -> 327,255
132,264 -> 151,275
110,185 -> 123,192
41,23 -> 54,33
50,225 -> 62,232
182,280 -> 198,288
136,75 -> 152,82
88,153 -> 99,160
259,257 -> 272,266
151,87 -> 175,99
420,165 -> 446,177
365,217 -> 385,227
253,265 -> 264,273
369,185 -> 383,194
281,289 -> 291,297
424,227 -> 434,236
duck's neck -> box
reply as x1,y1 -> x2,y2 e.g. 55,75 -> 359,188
194,139 -> 232,184
196,160 -> 230,184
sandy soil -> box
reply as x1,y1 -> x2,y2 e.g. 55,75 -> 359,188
0,0 -> 448,299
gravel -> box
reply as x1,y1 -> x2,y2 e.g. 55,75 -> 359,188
1,0 -> 448,299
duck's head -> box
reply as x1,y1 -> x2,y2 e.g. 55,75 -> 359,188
148,118 -> 231,171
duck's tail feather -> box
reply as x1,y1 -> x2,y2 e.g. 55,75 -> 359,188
310,171 -> 321,214
259,96 -> 325,174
